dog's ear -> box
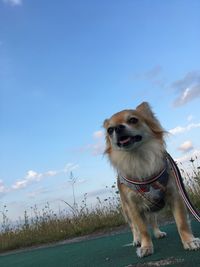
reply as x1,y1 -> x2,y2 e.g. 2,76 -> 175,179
103,119 -> 112,154
136,102 -> 166,140
103,119 -> 109,128
136,102 -> 155,119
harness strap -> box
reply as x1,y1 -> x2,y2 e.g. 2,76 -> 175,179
120,165 -> 167,186
118,161 -> 168,212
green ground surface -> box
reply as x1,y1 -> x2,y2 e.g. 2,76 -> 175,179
0,221 -> 200,267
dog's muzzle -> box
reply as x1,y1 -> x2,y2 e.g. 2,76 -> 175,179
117,134 -> 142,147
113,125 -> 142,148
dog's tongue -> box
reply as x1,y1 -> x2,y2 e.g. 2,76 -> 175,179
119,137 -> 131,145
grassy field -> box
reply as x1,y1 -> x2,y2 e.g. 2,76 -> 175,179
0,158 -> 199,253
0,184 -> 125,252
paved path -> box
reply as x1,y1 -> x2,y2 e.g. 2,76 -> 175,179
0,221 -> 200,267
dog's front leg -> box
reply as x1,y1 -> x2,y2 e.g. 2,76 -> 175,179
121,196 -> 153,257
120,198 -> 141,246
127,204 -> 153,257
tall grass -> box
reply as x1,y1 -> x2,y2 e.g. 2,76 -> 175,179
179,156 -> 200,209
0,158 -> 200,253
0,183 -> 124,252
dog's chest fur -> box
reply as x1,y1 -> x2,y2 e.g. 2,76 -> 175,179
109,140 -> 166,179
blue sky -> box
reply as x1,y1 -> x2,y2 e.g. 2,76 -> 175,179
1,0 -> 200,221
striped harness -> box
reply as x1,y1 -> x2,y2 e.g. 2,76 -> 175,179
118,161 -> 169,212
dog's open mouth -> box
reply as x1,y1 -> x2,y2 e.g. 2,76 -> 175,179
117,135 -> 142,147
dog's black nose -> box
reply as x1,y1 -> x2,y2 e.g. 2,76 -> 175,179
115,124 -> 125,134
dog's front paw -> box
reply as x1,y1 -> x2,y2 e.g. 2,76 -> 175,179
136,246 -> 154,258
154,230 -> 167,239
183,238 -> 200,250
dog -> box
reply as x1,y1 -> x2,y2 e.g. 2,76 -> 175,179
103,102 -> 200,257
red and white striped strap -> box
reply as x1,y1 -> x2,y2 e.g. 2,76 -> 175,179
119,166 -> 167,186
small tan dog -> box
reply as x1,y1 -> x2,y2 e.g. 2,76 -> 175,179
103,102 -> 200,257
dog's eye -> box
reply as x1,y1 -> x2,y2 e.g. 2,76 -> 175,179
128,117 -> 138,124
107,127 -> 114,135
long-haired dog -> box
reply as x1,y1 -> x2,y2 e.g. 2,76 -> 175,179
103,102 -> 200,257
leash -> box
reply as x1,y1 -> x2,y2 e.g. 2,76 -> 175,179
166,152 -> 200,223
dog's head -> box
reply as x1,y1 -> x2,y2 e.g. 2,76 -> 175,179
103,102 -> 165,154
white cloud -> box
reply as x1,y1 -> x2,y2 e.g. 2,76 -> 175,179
78,130 -> 105,156
174,85 -> 200,107
3,0 -> 22,6
78,143 -> 105,156
12,170 -> 43,190
144,65 -> 162,80
12,163 -> 79,191
175,149 -> 200,164
92,143 -> 105,156
26,170 -> 42,181
92,130 -> 105,155
172,71 -> 200,107
169,126 -> 185,135
45,170 -> 58,177
12,180 -> 27,190
0,179 -> 7,193
64,163 -> 79,173
134,65 -> 166,88
172,71 -> 200,90
169,122 -> 200,135
93,130 -> 104,139
178,140 -> 193,153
